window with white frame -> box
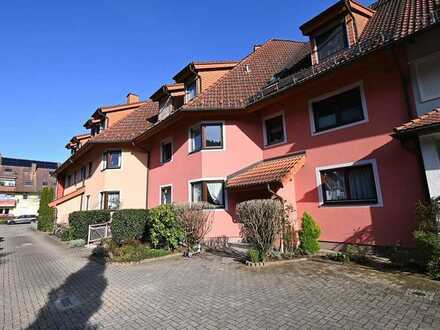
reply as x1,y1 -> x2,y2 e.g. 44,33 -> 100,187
190,180 -> 225,208
414,52 -> 440,102
263,113 -> 286,146
0,178 -> 16,187
103,150 -> 121,169
185,80 -> 197,102
310,85 -> 367,134
319,163 -> 379,206
100,191 -> 120,210
160,186 -> 172,205
189,123 -> 223,152
160,139 -> 173,163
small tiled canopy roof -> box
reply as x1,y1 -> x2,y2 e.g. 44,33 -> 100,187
226,152 -> 306,189
49,187 -> 85,208
394,109 -> 440,135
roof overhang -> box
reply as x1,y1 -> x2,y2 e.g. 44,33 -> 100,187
173,61 -> 238,82
49,187 -> 85,208
300,0 -> 375,36
226,152 -> 306,190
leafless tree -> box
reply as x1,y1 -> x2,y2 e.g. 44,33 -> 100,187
236,199 -> 284,260
175,203 -> 213,247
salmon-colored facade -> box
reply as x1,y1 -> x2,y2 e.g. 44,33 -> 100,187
52,0 -> 440,248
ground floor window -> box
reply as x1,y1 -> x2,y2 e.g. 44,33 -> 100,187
319,163 -> 379,205
161,186 -> 172,205
190,180 -> 225,208
100,191 -> 120,210
0,208 -> 10,215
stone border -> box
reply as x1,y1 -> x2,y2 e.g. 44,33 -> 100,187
246,257 -> 308,268
103,252 -> 182,266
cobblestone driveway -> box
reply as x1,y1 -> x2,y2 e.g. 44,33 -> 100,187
1,225 -> 440,329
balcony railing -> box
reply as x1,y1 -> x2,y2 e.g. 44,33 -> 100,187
248,7 -> 440,105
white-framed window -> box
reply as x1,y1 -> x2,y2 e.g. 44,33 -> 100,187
160,185 -> 172,205
314,22 -> 349,62
185,79 -> 198,102
160,138 -> 173,164
263,112 -> 287,147
309,82 -> 368,135
189,179 -> 226,209
189,122 -> 224,153
414,52 -> 440,102
85,195 -> 90,211
315,159 -> 383,207
102,150 -> 122,170
100,191 -> 120,210
0,178 -> 16,187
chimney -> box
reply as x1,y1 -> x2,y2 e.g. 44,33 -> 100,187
126,93 -> 140,104
253,44 -> 262,52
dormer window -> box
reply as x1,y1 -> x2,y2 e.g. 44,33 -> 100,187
315,23 -> 348,61
186,80 -> 197,102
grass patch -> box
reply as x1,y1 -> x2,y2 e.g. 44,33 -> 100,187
96,239 -> 171,263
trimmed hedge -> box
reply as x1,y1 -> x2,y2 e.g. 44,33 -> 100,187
69,210 -> 111,240
111,209 -> 149,244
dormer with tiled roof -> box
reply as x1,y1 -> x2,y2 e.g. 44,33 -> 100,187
300,0 -> 375,65
84,93 -> 149,136
173,61 -> 238,104
65,133 -> 91,154
150,83 -> 185,121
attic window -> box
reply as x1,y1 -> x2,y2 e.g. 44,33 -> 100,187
315,23 -> 348,61
186,80 -> 197,102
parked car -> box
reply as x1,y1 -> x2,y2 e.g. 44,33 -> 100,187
7,214 -> 37,225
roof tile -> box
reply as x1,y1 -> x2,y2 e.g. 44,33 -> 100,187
227,153 -> 306,189
395,108 -> 440,134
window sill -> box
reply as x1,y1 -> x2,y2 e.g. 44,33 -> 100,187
311,119 -> 368,136
319,200 -> 382,208
188,147 -> 224,155
263,140 -> 287,149
101,167 -> 121,172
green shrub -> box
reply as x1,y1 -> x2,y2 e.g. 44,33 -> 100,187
248,249 -> 261,263
111,209 -> 149,244
428,256 -> 440,280
69,239 -> 86,248
148,205 -> 183,250
330,252 -> 350,263
37,187 -> 55,232
299,212 -> 321,255
414,231 -> 440,270
60,227 -> 74,241
111,241 -> 170,263
237,199 -> 284,261
69,210 -> 111,240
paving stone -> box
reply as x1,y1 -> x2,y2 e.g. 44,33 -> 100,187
1,224 -> 440,329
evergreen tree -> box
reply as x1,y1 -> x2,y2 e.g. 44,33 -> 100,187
37,187 -> 55,232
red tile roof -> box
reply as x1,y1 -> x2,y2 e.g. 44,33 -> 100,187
226,152 -> 306,189
56,101 -> 158,175
394,108 -> 440,134
182,39 -> 310,110
249,0 -> 440,105
90,101 -> 159,143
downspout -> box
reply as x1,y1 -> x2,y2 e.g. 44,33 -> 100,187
146,151 -> 150,209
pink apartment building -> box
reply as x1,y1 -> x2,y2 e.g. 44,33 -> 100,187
52,0 -> 440,249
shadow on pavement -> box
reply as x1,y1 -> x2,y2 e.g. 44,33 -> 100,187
27,251 -> 107,330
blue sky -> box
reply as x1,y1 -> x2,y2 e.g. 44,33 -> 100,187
0,0 -> 374,163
